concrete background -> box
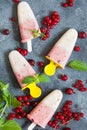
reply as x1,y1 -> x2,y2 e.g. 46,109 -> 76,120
0,0 -> 87,130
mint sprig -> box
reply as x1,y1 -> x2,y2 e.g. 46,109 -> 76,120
22,73 -> 50,84
0,80 -> 21,130
31,29 -> 45,38
68,60 -> 87,71
0,120 -> 21,130
22,76 -> 36,84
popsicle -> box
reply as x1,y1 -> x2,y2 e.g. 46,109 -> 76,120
27,90 -> 63,129
8,50 -> 41,98
18,1 -> 40,52
44,28 -> 78,76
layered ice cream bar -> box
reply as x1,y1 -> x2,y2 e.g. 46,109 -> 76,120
18,1 -> 40,52
44,28 -> 78,76
27,90 -> 63,129
9,50 -> 41,98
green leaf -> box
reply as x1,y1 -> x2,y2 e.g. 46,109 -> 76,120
0,81 -> 9,90
0,81 -> 9,91
0,118 -> 5,126
68,60 -> 87,71
40,33 -> 45,38
2,96 -> 8,104
38,74 -> 50,83
22,76 -> 36,84
11,97 -> 21,107
0,120 -> 21,130
3,90 -> 9,97
31,29 -> 40,38
6,94 -> 12,108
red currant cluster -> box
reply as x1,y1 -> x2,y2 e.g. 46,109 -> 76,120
65,79 -> 87,95
40,11 -> 60,40
48,100 -> 84,129
78,31 -> 87,39
17,47 -> 28,56
8,95 -> 38,120
62,0 -> 74,8
27,59 -> 44,67
73,79 -> 87,92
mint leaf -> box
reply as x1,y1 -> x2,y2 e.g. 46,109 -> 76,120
22,74 -> 50,84
0,118 -> 5,126
3,89 -> 9,97
38,74 -> 50,83
0,120 -> 21,130
31,29 -> 40,38
7,94 -> 12,108
0,81 -> 9,91
68,60 -> 87,71
22,76 -> 36,84
11,97 -> 21,107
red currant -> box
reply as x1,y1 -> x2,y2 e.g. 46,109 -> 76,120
22,96 -> 28,101
73,83 -> 79,88
2,29 -> 10,35
72,112 -> 78,117
16,114 -> 22,119
62,3 -> 69,8
74,46 -> 80,52
48,121 -> 52,125
74,116 -> 80,121
66,100 -> 73,105
79,112 -> 84,117
8,116 -> 13,120
65,88 -> 75,95
68,0 -> 74,2
78,31 -> 86,39
17,96 -> 22,101
20,49 -> 28,56
40,27 -> 45,33
20,110 -> 27,117
25,101 -> 30,106
10,17 -> 16,22
27,59 -> 35,66
59,115 -> 65,120
63,127 -> 71,130
27,95 -> 33,100
17,47 -> 21,53
13,0 -> 20,3
31,101 -> 38,107
8,113 -> 16,119
77,79 -> 83,84
68,2 -> 73,6
61,74 -> 68,81
51,11 -> 58,16
38,61 -> 44,67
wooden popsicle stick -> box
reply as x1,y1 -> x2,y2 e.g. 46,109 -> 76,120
28,122 -> 36,130
27,40 -> 32,52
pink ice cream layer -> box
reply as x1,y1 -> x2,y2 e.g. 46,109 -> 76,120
47,45 -> 71,69
14,63 -> 35,88
27,102 -> 54,128
19,19 -> 39,43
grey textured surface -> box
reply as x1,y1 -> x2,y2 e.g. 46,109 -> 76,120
0,0 -> 87,130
